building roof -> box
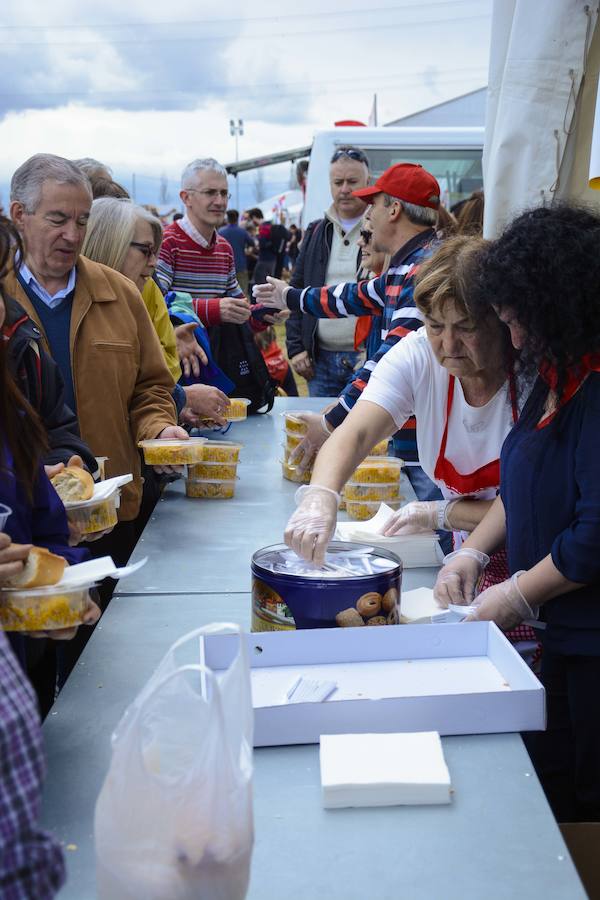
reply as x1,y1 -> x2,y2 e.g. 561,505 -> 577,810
386,87 -> 487,128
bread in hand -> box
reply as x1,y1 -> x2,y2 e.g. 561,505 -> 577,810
5,546 -> 66,589
51,466 -> 94,502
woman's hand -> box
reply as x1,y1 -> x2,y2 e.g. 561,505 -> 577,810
174,323 -> 208,378
465,572 -> 537,630
0,534 -> 31,584
433,548 -> 490,607
284,485 -> 340,566
288,413 -> 332,471
381,500 -> 457,536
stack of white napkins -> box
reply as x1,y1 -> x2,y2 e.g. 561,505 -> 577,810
320,732 -> 452,808
57,556 -> 147,588
335,503 -> 442,568
400,587 -> 476,624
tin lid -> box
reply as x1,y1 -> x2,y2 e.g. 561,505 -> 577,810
252,541 -> 401,579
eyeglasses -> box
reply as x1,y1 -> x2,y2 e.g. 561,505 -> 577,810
359,230 -> 372,244
186,189 -> 231,200
130,242 -> 157,260
331,148 -> 370,166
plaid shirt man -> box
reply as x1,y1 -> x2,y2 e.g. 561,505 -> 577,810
285,228 -> 437,461
0,630 -> 65,898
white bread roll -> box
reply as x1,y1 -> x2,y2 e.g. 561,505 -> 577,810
51,467 -> 94,502
5,546 -> 66,589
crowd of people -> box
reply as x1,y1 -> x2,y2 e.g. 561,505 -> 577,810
0,140 -> 598,894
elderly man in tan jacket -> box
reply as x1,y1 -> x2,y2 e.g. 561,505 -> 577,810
6,153 -> 187,568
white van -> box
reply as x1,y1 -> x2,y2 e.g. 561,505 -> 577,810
302,126 -> 484,226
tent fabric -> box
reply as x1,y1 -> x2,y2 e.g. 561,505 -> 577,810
483,0 -> 597,238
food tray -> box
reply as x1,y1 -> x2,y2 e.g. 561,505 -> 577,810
346,498 -> 402,521
201,441 -> 243,463
65,493 -> 119,535
225,398 -> 251,421
188,461 -> 238,480
344,482 -> 402,502
185,478 -> 237,499
348,456 -> 403,484
200,624 -> 546,747
138,438 -> 206,465
0,584 -> 91,631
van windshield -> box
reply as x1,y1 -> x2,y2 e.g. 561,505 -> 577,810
358,147 -> 482,207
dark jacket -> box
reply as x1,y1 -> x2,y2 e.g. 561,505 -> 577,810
501,372 -> 600,655
4,297 -> 96,472
285,218 -> 361,361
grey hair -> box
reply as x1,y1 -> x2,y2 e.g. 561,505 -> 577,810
81,197 -> 162,274
181,158 -> 227,189
11,153 -> 92,214
71,157 -> 112,180
383,193 -> 437,226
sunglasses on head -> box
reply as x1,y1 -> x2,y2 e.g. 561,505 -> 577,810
331,148 -> 369,166
359,229 -> 372,244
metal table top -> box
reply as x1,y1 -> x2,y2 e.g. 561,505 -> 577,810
41,588 -> 584,900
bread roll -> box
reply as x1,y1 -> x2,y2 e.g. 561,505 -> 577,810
5,547 -> 66,589
51,467 -> 94,502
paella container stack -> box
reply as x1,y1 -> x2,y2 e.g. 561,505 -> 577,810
344,456 -> 403,521
185,440 -> 244,499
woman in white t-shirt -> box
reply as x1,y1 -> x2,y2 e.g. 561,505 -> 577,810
285,235 -> 528,589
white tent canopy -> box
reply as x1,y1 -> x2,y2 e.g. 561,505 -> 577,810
483,0 -> 598,238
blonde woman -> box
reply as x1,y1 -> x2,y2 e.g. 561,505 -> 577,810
82,198 -> 229,426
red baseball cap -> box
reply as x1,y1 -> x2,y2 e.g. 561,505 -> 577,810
352,162 -> 440,209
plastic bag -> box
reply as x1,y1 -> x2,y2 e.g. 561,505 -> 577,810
94,623 -> 254,900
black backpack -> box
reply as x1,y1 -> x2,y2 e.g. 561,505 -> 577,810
209,322 -> 277,414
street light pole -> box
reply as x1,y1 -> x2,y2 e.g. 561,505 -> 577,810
229,118 -> 244,210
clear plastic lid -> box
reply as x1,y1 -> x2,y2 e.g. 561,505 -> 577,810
253,542 -> 399,578
138,438 -> 207,448
1,582 -> 94,597
185,477 -> 238,485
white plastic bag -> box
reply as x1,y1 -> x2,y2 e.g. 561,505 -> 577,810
94,623 -> 254,900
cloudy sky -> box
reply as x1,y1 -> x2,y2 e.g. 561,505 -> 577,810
1,0 -> 492,207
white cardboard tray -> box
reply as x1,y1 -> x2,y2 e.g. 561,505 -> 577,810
201,622 -> 546,747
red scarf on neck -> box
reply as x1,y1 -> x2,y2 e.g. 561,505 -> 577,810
537,353 -> 600,427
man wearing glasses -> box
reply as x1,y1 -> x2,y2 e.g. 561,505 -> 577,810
285,146 -> 369,396
155,158 -> 251,327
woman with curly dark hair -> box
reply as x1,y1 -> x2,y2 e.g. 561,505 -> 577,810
434,204 -> 600,821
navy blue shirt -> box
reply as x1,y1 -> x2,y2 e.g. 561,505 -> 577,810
501,373 -> 600,654
218,225 -> 254,272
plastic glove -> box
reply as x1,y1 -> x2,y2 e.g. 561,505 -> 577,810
433,547 -> 490,608
288,413 -> 332,471
251,276 -> 289,310
381,499 -> 457,536
284,484 -> 341,566
465,571 -> 538,630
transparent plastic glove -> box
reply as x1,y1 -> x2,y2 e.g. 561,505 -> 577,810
433,547 -> 490,608
381,499 -> 457,536
288,413 -> 331,472
465,571 -> 538,630
284,484 -> 341,566
251,276 -> 289,310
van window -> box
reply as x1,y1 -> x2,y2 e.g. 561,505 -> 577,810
357,147 -> 483,206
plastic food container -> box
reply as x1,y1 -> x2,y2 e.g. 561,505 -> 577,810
188,462 -> 238,480
201,441 -> 243,463
344,482 -> 402,502
284,432 -> 303,450
138,438 -> 206,465
66,493 -> 119,535
251,542 -> 402,631
284,413 -> 308,435
0,584 -> 91,631
348,456 -> 404,484
95,457 -> 109,480
225,398 -> 251,421
185,478 -> 237,499
346,498 -> 402,522
281,459 -> 312,484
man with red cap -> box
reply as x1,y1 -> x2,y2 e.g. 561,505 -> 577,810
254,162 -> 441,500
